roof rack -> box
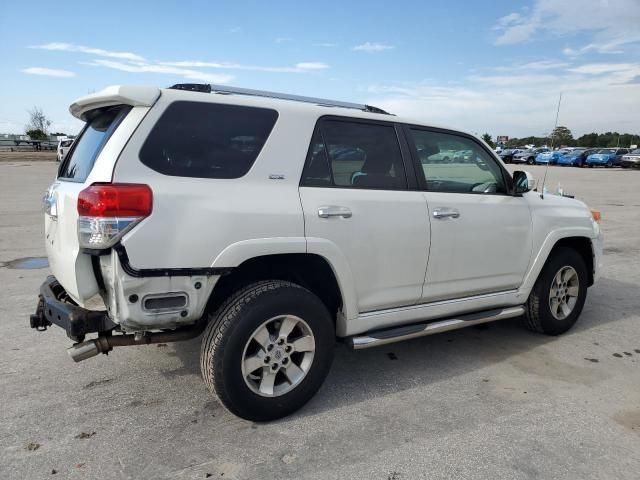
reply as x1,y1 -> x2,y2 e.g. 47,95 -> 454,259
169,83 -> 390,115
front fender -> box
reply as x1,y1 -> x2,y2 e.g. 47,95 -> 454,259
519,227 -> 596,295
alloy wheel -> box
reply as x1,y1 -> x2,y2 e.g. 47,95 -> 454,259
548,266 -> 580,320
241,315 -> 316,397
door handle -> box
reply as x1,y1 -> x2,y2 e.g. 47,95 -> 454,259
432,208 -> 460,219
318,206 -> 352,219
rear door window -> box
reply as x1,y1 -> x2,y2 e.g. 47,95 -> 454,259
58,105 -> 131,182
139,101 -> 278,179
301,119 -> 407,190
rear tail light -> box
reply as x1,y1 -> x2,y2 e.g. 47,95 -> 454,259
77,183 -> 152,249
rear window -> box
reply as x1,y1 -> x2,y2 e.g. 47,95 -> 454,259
139,101 -> 278,179
58,105 -> 131,182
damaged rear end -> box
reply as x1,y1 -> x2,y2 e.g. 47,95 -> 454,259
31,86 -> 215,361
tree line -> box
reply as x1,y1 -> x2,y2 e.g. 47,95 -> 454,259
483,127 -> 639,149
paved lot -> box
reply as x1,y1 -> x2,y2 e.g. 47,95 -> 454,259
0,151 -> 57,162
1,162 -> 639,479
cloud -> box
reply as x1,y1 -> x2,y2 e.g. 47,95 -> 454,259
365,61 -> 640,137
294,62 -> 329,70
84,59 -> 234,83
315,42 -> 338,48
33,42 -> 329,82
568,63 -> 640,75
21,67 -> 76,78
493,0 -> 640,54
159,60 -> 329,73
30,42 -> 144,62
353,42 -> 395,53
275,37 -> 293,44
493,11 -> 540,45
494,60 -> 570,72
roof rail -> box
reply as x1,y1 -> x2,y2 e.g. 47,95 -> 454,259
169,83 -> 390,115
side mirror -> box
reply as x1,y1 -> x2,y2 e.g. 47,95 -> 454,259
513,170 -> 536,195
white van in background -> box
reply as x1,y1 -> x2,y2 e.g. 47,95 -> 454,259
56,138 -> 74,162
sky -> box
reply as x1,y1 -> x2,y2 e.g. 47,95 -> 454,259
1,0 -> 639,138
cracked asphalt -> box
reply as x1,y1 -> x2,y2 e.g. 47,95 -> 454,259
1,161 -> 639,479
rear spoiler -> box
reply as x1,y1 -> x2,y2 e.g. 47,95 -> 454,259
69,85 -> 161,121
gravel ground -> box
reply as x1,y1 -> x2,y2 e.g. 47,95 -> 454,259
0,152 -> 57,162
0,162 -> 638,480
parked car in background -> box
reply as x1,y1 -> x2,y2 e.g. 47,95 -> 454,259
586,148 -> 629,167
535,150 -> 564,165
557,148 -> 594,167
57,138 -> 74,162
513,147 -> 549,165
452,149 -> 473,162
421,149 -> 456,163
620,149 -> 640,168
40,141 -> 58,151
498,148 -> 523,163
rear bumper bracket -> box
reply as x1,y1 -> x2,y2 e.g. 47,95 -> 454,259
30,276 -> 117,342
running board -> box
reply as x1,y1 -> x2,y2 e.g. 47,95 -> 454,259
347,306 -> 525,350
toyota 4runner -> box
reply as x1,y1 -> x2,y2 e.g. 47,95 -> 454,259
31,84 -> 603,421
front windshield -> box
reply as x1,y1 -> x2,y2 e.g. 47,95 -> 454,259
631,149 -> 640,154
597,149 -> 615,154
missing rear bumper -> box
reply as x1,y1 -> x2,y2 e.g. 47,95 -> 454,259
30,276 -> 116,342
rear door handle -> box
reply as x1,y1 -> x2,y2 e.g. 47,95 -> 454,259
432,208 -> 460,219
318,206 -> 352,219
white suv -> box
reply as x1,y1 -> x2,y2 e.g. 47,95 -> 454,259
32,84 -> 603,420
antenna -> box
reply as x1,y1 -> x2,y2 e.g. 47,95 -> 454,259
540,93 -> 562,199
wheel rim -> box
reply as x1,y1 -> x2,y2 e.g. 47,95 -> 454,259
241,315 -> 316,398
549,266 -> 580,320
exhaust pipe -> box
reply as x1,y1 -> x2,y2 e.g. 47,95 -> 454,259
67,322 -> 206,362
67,339 -> 102,362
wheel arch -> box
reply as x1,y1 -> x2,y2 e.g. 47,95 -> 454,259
207,252 -> 353,335
522,232 -> 595,293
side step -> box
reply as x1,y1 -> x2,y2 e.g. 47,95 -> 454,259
347,306 -> 525,350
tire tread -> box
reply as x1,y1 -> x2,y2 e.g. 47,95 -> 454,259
200,280 -> 304,417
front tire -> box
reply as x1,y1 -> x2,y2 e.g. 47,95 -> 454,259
200,280 -> 334,421
527,157 -> 535,165
523,247 -> 588,335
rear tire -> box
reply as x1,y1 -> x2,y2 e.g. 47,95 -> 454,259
523,247 -> 588,336
200,280 -> 334,421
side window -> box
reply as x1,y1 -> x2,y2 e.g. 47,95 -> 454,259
301,120 -> 407,189
301,130 -> 332,187
409,129 -> 507,194
139,101 -> 278,179
58,105 -> 131,182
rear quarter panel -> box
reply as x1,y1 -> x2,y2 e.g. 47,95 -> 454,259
113,90 -> 314,270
